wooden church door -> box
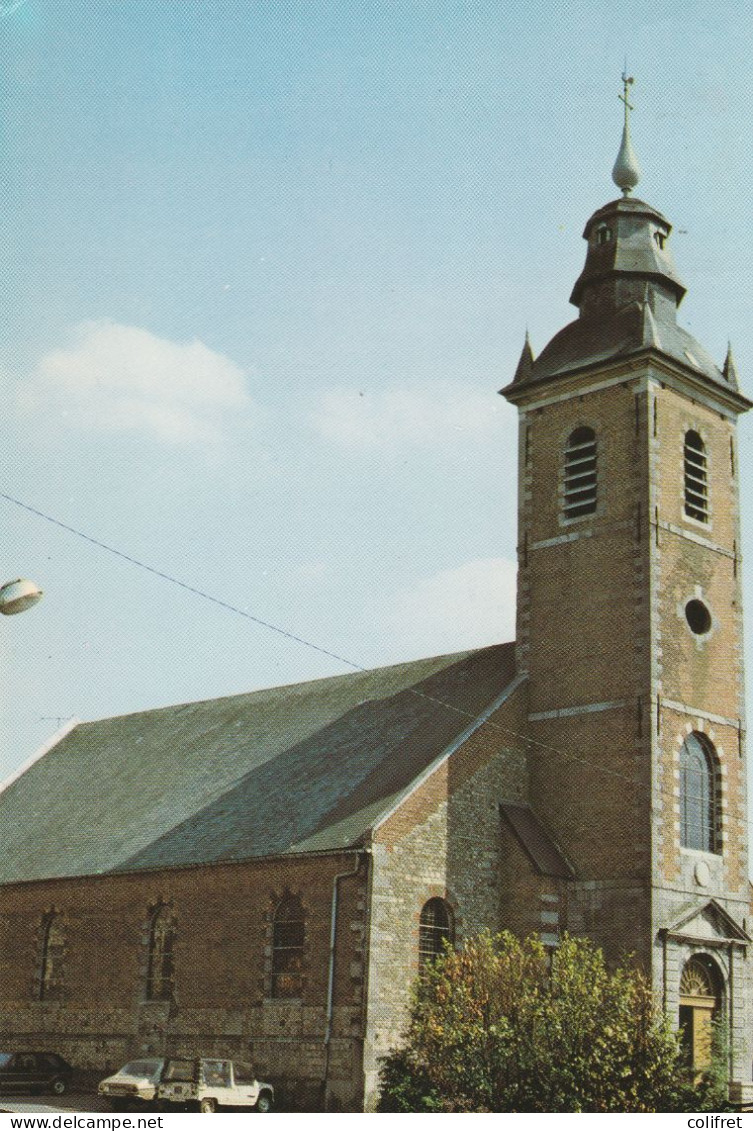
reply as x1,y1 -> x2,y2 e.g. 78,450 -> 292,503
679,957 -> 721,1071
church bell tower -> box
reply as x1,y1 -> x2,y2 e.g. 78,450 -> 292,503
501,77 -> 753,1096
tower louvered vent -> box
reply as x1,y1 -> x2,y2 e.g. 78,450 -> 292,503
564,427 -> 598,518
684,430 -> 708,522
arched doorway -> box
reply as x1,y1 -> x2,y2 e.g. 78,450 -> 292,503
679,955 -> 723,1072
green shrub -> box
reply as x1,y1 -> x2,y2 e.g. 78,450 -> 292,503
378,933 -> 729,1113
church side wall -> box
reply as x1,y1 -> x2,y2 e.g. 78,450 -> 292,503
361,682 -> 566,1111
0,852 -> 367,1111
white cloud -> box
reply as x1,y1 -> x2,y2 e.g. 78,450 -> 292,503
17,320 -> 257,445
310,383 -> 503,449
377,557 -> 517,659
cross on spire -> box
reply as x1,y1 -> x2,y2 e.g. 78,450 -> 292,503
618,70 -> 635,124
612,71 -> 641,196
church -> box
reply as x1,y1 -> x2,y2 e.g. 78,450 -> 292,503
0,93 -> 751,1111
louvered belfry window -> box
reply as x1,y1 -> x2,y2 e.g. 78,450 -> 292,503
563,427 -> 598,518
684,430 -> 708,522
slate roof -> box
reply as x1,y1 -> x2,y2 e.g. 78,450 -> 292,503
499,802 -> 573,879
569,197 -> 687,307
0,642 -> 517,884
501,192 -> 751,412
523,297 -> 729,390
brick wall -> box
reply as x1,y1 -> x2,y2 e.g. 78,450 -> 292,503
519,379 -> 647,710
0,851 -> 368,1110
512,360 -> 751,1093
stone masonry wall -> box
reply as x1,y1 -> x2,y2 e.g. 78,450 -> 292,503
360,681 -> 556,1110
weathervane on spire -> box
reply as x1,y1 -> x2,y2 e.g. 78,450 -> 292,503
612,70 -> 641,196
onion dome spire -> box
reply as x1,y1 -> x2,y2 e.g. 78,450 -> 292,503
500,75 -> 752,414
612,72 -> 641,196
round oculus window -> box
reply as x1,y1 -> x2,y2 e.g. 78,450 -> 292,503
685,599 -> 712,636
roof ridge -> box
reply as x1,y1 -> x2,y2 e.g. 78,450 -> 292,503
74,642 -> 514,729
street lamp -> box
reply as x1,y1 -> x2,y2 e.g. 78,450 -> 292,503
0,578 -> 43,616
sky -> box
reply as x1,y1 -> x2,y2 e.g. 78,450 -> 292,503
1,0 -> 753,786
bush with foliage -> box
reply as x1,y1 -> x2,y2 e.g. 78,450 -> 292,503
378,932 -> 729,1113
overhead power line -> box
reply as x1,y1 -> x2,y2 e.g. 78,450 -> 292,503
0,491 -> 701,791
0,492 -> 363,673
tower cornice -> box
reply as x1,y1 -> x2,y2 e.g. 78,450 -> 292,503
502,348 -> 753,417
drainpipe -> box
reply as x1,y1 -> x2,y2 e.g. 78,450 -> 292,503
723,940 -> 728,1081
659,929 -> 668,1011
323,852 -> 365,1111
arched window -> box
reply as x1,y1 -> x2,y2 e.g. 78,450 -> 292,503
563,427 -> 598,518
684,430 -> 708,522
39,913 -> 65,1002
146,905 -> 176,1001
419,898 -> 454,970
680,733 -> 719,853
272,894 -> 304,999
679,955 -> 722,1071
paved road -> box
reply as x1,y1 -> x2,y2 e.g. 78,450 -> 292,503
0,1094 -> 115,1113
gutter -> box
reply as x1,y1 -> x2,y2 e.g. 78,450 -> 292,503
2,844 -> 366,891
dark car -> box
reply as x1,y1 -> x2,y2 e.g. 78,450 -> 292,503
0,1052 -> 73,1095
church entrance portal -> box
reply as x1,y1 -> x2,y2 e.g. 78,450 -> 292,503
679,955 -> 722,1072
